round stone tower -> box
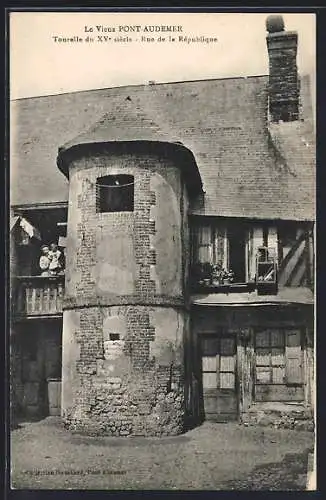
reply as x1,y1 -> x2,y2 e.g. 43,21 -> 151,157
57,133 -> 202,436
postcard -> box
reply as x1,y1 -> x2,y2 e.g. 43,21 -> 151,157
9,10 -> 316,491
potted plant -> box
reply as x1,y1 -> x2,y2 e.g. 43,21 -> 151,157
202,262 -> 212,286
222,268 -> 235,284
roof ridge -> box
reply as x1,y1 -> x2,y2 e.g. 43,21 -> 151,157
11,74 -> 268,101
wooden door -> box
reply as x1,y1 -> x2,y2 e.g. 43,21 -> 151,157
201,335 -> 238,422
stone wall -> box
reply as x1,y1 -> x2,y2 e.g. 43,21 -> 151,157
240,404 -> 314,432
62,145 -> 193,436
62,306 -> 186,436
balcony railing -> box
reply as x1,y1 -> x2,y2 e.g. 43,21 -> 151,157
13,275 -> 65,317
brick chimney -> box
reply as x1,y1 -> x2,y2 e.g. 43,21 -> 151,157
266,15 -> 299,122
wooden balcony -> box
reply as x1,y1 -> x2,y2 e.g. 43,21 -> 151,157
13,275 -> 65,318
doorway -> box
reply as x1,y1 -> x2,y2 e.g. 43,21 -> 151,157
17,319 -> 62,417
200,334 -> 238,422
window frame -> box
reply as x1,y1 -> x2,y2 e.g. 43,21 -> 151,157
191,221 -> 248,286
201,334 -> 236,391
191,220 -> 280,289
96,174 -> 134,213
254,328 -> 303,387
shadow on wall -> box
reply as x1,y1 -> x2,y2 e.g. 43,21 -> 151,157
184,372 -> 205,432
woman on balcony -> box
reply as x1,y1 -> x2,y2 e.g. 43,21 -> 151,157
39,245 -> 51,276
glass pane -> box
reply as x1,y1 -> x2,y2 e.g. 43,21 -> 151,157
202,356 -> 217,372
286,330 -> 301,347
267,246 -> 277,259
220,372 -> 235,389
220,338 -> 235,356
220,356 -> 235,372
203,372 -> 217,389
256,348 -> 270,366
198,245 -> 211,263
272,367 -> 285,384
213,227 -> 226,267
201,338 -> 219,356
255,331 -> 270,347
271,348 -> 285,366
199,226 -> 212,245
256,367 -> 271,384
270,329 -> 284,346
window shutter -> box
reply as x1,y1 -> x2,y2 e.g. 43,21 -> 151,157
247,227 -> 264,281
212,226 -> 228,268
285,330 -> 302,384
197,226 -> 213,263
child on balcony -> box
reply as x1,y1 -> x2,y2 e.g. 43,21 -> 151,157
48,242 -> 64,275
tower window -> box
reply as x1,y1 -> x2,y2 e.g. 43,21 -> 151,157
109,333 -> 120,341
96,175 -> 134,213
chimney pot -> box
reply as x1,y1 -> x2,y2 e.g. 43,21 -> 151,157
266,15 -> 285,34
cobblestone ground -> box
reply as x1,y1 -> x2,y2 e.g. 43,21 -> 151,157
10,417 -> 314,490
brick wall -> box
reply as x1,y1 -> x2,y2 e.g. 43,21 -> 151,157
65,152 -> 184,306
62,305 -> 186,436
62,147 -> 191,436
267,30 -> 299,122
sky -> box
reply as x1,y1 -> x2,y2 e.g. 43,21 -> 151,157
10,12 -> 316,100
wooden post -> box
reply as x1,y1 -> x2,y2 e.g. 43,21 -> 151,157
246,329 -> 255,411
305,327 -> 314,413
16,282 -> 24,314
57,281 -> 63,313
53,285 -> 58,314
308,229 -> 314,290
237,332 -> 245,415
237,328 -> 254,416
44,284 -> 51,314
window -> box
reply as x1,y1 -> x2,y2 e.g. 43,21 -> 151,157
256,246 -> 277,283
192,222 -> 246,285
191,221 -> 280,287
255,329 -> 303,402
255,329 -> 285,385
201,336 -> 236,390
96,175 -> 134,213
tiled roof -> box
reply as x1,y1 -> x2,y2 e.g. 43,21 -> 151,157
11,74 -> 315,220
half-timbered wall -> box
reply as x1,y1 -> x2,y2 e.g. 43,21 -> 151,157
278,222 -> 314,288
